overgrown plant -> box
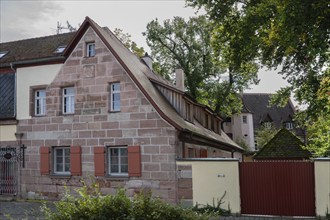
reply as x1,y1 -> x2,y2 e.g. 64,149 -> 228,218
42,180 -> 209,220
192,191 -> 231,216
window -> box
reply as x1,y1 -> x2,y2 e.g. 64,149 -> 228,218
286,122 -> 293,130
87,42 -> 95,57
62,87 -> 75,114
110,83 -> 120,111
53,147 -> 70,175
242,115 -> 247,124
54,46 -> 66,54
35,89 -> 46,116
264,122 -> 272,129
205,113 -> 209,129
108,146 -> 128,176
185,103 -> 191,121
188,148 -> 194,158
0,51 -> 8,59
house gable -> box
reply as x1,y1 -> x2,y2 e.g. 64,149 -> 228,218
253,128 -> 311,160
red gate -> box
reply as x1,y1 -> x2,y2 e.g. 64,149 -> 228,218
239,161 -> 315,217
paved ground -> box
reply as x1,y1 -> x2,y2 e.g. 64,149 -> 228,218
0,201 -> 320,220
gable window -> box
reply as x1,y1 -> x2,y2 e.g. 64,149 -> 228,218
242,115 -> 247,124
264,122 -> 272,129
286,122 -> 293,130
35,89 -> 46,116
53,147 -> 70,175
110,82 -> 120,111
87,42 -> 95,57
108,146 -> 128,176
62,87 -> 75,114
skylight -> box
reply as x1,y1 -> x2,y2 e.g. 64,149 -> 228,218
54,46 -> 66,54
0,51 -> 8,59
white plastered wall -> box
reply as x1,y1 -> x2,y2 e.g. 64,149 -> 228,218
16,64 -> 62,120
0,125 -> 17,141
315,158 -> 330,217
177,159 -> 241,214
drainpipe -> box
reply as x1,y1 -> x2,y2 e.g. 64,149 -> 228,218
10,63 -> 17,119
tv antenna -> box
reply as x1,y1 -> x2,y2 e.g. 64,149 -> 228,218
56,21 -> 77,34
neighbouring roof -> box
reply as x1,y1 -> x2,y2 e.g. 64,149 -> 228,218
66,17 -> 242,152
253,128 -> 311,160
0,32 -> 75,68
0,73 -> 15,119
242,93 -> 295,130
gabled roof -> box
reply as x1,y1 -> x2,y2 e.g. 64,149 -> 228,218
242,93 -> 295,130
253,128 -> 311,160
0,32 -> 75,68
65,17 -> 242,152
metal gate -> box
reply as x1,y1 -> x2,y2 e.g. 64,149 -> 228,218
0,146 -> 19,195
239,161 -> 315,217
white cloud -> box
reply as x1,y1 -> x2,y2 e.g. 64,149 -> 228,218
0,1 -> 62,42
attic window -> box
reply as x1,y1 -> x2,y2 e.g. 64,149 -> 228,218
54,46 -> 66,54
0,51 -> 8,59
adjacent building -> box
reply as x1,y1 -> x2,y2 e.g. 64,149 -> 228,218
222,93 -> 303,151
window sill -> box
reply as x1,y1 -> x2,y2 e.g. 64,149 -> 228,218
105,175 -> 129,180
108,110 -> 121,113
49,174 -> 71,179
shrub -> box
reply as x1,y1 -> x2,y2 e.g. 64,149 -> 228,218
42,181 -> 208,220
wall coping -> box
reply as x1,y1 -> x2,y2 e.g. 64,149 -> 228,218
176,158 -> 239,162
314,157 -> 330,161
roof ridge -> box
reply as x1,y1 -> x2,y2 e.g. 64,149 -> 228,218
0,31 -> 76,45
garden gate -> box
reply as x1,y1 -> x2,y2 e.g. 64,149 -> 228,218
239,161 -> 315,217
0,146 -> 20,195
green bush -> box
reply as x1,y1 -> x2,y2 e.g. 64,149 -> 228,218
42,181 -> 208,220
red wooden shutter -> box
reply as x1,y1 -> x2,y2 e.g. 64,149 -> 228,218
70,146 -> 82,176
40,146 -> 50,175
200,149 -> 208,158
94,146 -> 105,176
128,146 -> 141,177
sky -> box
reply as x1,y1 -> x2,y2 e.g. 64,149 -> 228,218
0,0 -> 289,96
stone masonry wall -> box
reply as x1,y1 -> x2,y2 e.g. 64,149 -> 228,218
17,27 -> 179,203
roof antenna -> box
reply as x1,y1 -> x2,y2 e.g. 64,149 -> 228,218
56,21 -> 77,34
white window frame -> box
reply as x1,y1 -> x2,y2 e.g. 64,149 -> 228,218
242,115 -> 247,124
86,42 -> 95,57
53,147 -> 70,175
110,82 -> 121,112
62,87 -> 75,114
35,89 -> 46,116
264,122 -> 272,129
286,122 -> 293,130
108,146 -> 128,176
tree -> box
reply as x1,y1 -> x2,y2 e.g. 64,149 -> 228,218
113,28 -> 145,57
144,16 -> 259,116
186,0 -> 330,120
255,123 -> 279,150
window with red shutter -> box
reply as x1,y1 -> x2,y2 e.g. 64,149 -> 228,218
200,149 -> 208,158
40,146 -> 50,175
70,146 -> 82,176
128,146 -> 141,177
94,146 -> 105,176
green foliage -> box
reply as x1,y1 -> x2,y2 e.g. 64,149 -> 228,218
255,123 -> 279,149
42,181 -> 208,220
192,191 -> 231,216
305,113 -> 330,157
187,0 -> 330,120
113,28 -> 145,57
144,16 -> 258,116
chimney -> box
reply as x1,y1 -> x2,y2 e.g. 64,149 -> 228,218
142,52 -> 153,71
175,68 -> 185,91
